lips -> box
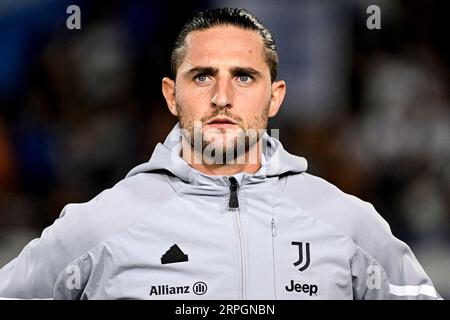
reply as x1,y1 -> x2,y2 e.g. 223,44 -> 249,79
206,117 -> 237,125
205,118 -> 238,130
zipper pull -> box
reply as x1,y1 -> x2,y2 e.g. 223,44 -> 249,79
271,218 -> 276,237
228,177 -> 239,209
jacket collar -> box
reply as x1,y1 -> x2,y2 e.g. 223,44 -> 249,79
126,123 -> 308,185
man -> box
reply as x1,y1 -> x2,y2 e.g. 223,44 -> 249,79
0,8 -> 441,300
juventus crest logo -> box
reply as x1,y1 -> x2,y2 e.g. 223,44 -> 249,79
292,242 -> 310,272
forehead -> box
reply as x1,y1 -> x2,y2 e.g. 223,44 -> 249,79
180,25 -> 267,71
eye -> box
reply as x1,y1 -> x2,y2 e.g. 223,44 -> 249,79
194,74 -> 211,84
236,74 -> 253,84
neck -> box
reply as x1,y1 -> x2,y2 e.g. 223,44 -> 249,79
181,138 -> 262,176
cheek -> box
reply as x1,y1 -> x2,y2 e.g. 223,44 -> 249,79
176,88 -> 210,118
238,89 -> 271,122
238,82 -> 271,105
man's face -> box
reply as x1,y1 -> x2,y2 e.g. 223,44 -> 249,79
163,25 -> 285,160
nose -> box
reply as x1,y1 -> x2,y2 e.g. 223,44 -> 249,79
211,77 -> 233,109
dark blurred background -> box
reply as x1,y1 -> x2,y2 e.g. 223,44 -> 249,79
0,0 -> 449,298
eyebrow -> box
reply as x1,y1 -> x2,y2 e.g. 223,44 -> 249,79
185,66 -> 218,77
184,66 -> 263,78
230,66 -> 262,78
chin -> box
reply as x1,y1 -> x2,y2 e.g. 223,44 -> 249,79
203,134 -> 247,160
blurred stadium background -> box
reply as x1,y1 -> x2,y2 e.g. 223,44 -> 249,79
0,0 -> 449,298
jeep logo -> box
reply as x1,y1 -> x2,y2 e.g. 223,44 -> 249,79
285,280 -> 318,296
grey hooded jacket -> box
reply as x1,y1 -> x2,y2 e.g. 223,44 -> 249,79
0,123 -> 441,300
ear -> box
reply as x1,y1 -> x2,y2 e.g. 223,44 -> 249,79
162,77 -> 178,116
268,80 -> 286,118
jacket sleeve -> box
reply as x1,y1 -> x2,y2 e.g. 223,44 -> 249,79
349,204 -> 442,300
0,205 -> 84,299
0,182 -> 145,299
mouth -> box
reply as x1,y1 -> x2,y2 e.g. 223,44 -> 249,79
205,117 -> 238,129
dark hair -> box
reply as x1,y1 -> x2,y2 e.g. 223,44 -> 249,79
170,8 -> 279,82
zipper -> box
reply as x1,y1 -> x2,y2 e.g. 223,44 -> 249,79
228,177 -> 245,299
271,217 -> 276,237
271,217 -> 277,299
228,177 -> 239,209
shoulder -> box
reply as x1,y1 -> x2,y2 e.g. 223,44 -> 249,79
282,172 -> 397,252
50,170 -> 176,266
0,170 -> 176,298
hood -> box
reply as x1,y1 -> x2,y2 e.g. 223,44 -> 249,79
126,123 -> 307,184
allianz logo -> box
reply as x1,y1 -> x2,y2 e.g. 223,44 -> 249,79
149,281 -> 207,296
